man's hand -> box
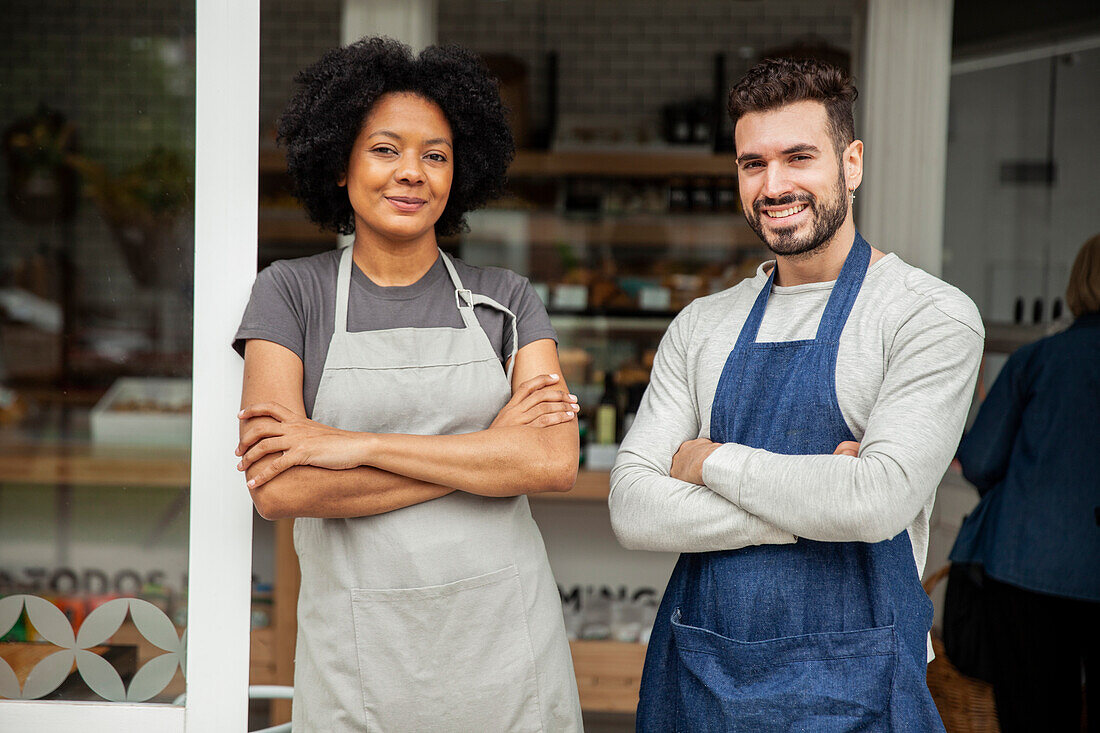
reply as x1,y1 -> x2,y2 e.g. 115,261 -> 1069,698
489,373 -> 579,429
236,402 -> 368,488
833,441 -> 860,457
671,438 -> 721,485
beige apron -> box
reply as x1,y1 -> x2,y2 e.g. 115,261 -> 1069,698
291,247 -> 582,732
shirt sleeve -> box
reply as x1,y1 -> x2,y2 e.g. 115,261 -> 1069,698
701,296 -> 984,543
510,275 -> 557,352
232,261 -> 307,361
956,344 -> 1031,494
609,304 -> 797,552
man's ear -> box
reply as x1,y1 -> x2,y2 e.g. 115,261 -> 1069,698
845,139 -> 864,192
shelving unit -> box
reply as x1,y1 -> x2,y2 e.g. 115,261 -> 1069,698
257,145 -> 738,179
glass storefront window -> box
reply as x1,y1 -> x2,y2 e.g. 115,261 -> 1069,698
0,2 -> 195,705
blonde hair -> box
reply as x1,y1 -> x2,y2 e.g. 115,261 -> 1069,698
1066,234 -> 1100,317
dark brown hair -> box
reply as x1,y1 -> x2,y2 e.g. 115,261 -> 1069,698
727,57 -> 858,155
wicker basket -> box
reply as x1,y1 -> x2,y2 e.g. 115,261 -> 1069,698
923,565 -> 1001,732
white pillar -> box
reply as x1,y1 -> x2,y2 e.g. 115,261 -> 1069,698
341,0 -> 437,50
859,0 -> 953,276
188,0 -> 260,731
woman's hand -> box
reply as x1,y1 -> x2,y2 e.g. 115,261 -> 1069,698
833,441 -> 860,457
236,402 -> 368,488
490,373 -> 579,429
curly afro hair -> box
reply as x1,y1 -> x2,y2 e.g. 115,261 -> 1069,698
277,36 -> 515,238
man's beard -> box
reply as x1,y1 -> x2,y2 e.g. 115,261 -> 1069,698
744,172 -> 848,258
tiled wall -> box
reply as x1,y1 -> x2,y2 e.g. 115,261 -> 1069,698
438,0 -> 856,145
1,0 -> 855,330
0,0 -> 197,331
0,0 -> 340,335
260,0 -> 342,136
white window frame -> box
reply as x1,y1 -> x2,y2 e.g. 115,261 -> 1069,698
0,1 -> 260,730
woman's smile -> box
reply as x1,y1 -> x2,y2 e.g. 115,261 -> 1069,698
385,195 -> 428,212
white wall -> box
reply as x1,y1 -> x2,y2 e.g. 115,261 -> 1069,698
943,46 -> 1100,321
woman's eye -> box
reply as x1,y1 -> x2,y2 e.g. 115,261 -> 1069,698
372,146 -> 397,155
425,153 -> 447,163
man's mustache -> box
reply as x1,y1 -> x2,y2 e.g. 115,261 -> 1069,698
753,194 -> 815,213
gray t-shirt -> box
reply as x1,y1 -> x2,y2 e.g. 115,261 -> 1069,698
234,248 -> 556,416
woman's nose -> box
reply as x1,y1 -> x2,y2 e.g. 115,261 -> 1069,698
395,155 -> 425,184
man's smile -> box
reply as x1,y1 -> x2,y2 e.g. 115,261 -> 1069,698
763,203 -> 809,219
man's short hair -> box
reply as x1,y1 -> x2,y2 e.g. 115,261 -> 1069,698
727,57 -> 858,155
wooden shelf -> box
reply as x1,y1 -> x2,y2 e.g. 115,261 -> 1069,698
0,444 -> 189,488
477,211 -> 759,250
258,145 -> 738,179
569,639 -> 647,713
533,469 -> 610,502
511,149 -> 738,178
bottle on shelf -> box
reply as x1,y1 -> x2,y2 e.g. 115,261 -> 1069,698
585,370 -> 621,470
595,370 -> 619,445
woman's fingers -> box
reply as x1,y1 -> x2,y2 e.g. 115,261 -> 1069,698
237,437 -> 289,471
533,409 -> 576,427
519,388 -> 578,414
244,448 -> 300,490
512,373 -> 561,404
236,421 -> 285,456
524,400 -> 577,426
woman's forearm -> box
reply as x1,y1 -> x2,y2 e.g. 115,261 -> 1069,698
246,454 -> 453,520
361,425 -> 578,496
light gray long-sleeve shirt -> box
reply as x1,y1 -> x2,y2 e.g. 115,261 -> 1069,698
609,253 -> 985,587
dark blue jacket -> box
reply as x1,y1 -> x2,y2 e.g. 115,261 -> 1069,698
949,312 -> 1100,602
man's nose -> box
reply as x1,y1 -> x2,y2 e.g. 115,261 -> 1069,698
760,164 -> 793,200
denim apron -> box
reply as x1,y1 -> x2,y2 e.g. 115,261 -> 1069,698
637,235 -> 943,732
292,247 -> 582,732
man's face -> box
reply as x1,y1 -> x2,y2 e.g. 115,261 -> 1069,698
734,100 -> 854,258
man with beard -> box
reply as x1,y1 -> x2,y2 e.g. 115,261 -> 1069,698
610,57 -> 983,731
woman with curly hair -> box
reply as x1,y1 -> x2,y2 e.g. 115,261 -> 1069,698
232,37 -> 583,731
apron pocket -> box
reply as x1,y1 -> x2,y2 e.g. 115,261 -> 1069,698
350,565 -> 544,732
670,609 -> 897,732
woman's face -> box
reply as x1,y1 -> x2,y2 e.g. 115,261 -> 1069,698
340,92 -> 453,246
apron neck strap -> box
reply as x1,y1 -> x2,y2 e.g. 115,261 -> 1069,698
736,232 -> 872,347
814,232 -> 871,342
334,245 -> 353,335
440,250 -> 519,385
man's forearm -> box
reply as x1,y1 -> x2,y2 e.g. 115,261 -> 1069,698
610,450 -> 796,553
702,444 -> 928,542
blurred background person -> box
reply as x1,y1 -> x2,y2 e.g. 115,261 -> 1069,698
948,233 -> 1100,732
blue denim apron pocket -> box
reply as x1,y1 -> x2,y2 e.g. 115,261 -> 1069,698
671,609 -> 897,733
